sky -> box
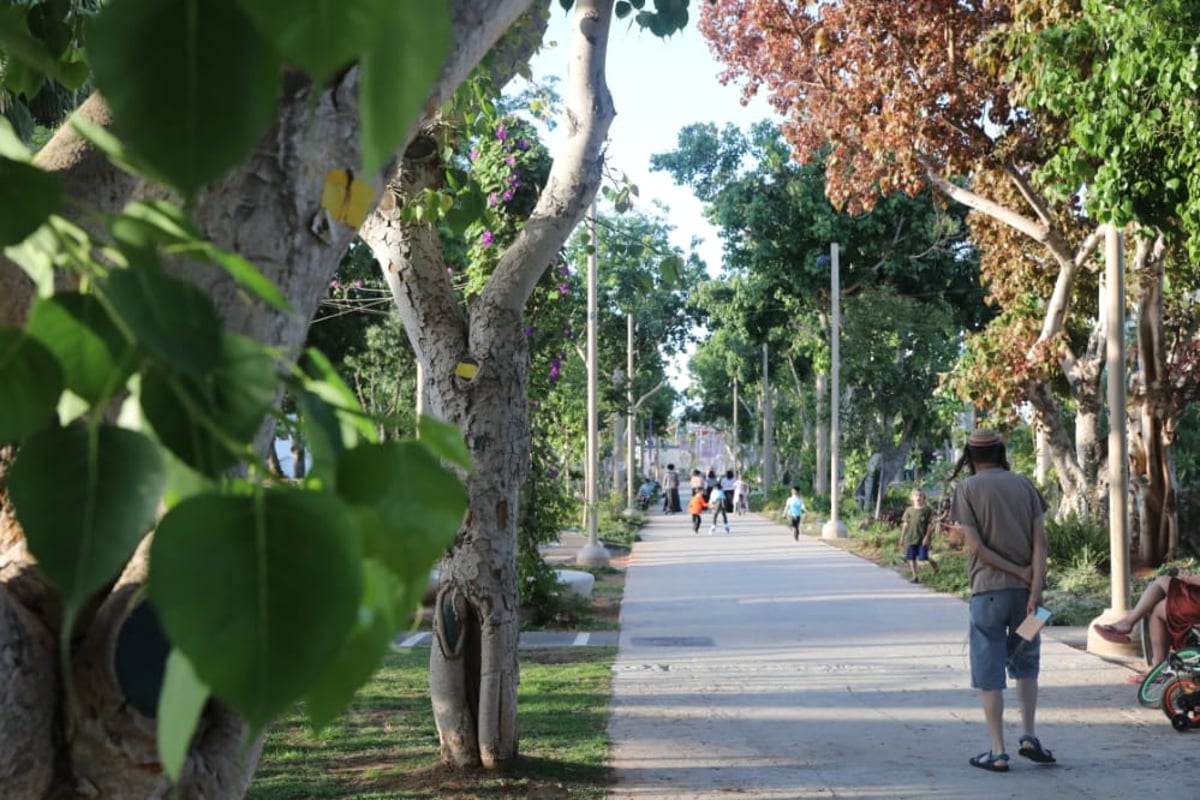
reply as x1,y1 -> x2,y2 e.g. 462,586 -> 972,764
527,8 -> 777,274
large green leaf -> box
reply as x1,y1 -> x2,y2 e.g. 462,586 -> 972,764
359,2 -> 451,174
149,490 -> 362,732
9,425 -> 166,613
235,0 -> 394,84
417,415 -> 472,470
0,328 -> 63,442
0,156 -> 63,246
304,559 -> 398,729
336,441 -> 465,582
140,334 -> 277,476
157,649 -> 210,784
26,293 -> 136,406
86,0 -> 281,196
104,267 -> 223,378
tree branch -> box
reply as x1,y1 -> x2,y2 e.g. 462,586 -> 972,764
485,0 -> 617,313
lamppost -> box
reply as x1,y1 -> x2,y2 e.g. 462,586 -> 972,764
820,245 -> 847,539
578,200 -> 610,566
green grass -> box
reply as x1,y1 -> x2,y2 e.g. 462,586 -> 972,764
247,647 -> 616,799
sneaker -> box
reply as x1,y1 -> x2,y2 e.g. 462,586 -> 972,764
724,525 -> 730,534
709,525 -> 716,535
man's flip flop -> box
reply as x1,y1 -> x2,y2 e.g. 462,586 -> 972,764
1093,623 -> 1131,644
1018,735 -> 1056,764
969,751 -> 1009,772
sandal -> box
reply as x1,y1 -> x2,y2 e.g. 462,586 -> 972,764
968,750 -> 1009,772
1017,735 -> 1056,764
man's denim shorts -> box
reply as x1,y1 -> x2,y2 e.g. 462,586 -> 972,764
969,588 -> 1039,690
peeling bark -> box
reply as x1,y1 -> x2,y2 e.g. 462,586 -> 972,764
361,0 -> 616,769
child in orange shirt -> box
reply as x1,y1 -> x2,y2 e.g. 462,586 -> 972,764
687,491 -> 709,534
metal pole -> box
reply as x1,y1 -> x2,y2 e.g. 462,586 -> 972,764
823,243 -> 847,538
1106,225 -> 1129,611
626,312 -> 636,510
732,378 -> 739,474
579,200 -> 609,565
762,343 -> 772,496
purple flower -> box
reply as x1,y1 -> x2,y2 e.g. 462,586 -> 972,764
496,125 -> 507,141
558,283 -> 569,295
523,325 -> 536,337
487,192 -> 498,207
481,230 -> 494,247
329,279 -> 340,288
507,173 -> 521,187
353,279 -> 363,288
469,148 -> 479,161
505,156 -> 516,167
502,189 -> 514,202
559,264 -> 570,276
549,356 -> 561,381
548,467 -> 560,479
517,138 -> 530,151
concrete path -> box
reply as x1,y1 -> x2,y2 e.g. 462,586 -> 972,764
607,509 -> 1195,799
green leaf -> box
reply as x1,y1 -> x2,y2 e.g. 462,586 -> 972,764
26,294 -> 136,406
149,490 -> 362,732
0,327 -> 64,442
417,415 -> 472,470
336,442 -> 465,581
0,157 -> 63,246
141,334 -> 277,476
359,2 -> 451,174
235,0 -> 394,84
104,267 -> 223,378
202,246 -> 293,314
157,649 -> 210,783
9,425 -> 166,614
86,0 -> 281,196
616,1 -> 632,19
0,117 -> 30,160
305,559 -> 398,729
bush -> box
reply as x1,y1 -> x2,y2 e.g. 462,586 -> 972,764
1045,513 -> 1109,573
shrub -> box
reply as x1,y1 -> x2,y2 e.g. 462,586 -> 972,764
1045,513 -> 1109,573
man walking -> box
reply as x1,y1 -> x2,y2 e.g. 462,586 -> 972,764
949,429 -> 1056,772
661,463 -> 681,514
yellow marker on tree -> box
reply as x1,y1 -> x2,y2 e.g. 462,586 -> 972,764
320,169 -> 375,227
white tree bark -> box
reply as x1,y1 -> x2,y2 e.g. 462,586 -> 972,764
0,0 -> 537,792
360,0 -> 616,769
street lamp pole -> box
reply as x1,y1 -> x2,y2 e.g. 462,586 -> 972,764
579,199 -> 610,566
822,243 -> 847,539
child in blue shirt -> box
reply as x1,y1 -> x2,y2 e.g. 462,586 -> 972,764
784,486 -> 805,541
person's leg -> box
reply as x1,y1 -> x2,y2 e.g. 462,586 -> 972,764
908,559 -> 918,580
1148,599 -> 1171,664
1016,677 -> 1038,741
980,689 -> 1005,756
1105,576 -> 1172,634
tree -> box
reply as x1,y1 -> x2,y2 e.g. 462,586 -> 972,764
654,121 -> 986,504
0,0 -> 590,794
354,0 -> 696,771
1002,0 -> 1200,561
697,0 -> 1125,524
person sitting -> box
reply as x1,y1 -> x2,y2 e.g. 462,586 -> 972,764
637,477 -> 656,510
1093,573 -> 1200,667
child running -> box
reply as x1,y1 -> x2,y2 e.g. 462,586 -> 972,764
900,488 -> 939,582
687,490 -> 710,534
784,486 -> 805,540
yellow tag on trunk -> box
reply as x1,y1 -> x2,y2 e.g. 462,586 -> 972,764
320,170 -> 375,227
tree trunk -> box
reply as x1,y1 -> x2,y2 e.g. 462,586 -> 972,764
360,0 -> 616,769
1130,233 -> 1176,566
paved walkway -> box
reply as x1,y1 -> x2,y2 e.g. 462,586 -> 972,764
606,509 -> 1196,799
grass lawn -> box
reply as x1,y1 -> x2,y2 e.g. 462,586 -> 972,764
247,647 -> 616,799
